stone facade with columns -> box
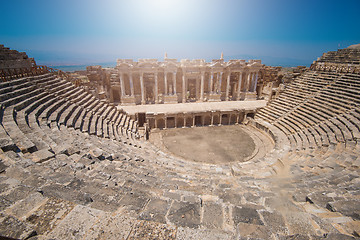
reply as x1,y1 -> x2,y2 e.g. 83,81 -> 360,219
110,54 -> 263,105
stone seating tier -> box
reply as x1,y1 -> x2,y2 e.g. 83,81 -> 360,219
0,73 -> 140,155
256,69 -> 360,154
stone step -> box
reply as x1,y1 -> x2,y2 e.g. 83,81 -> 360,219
319,123 -> 338,145
313,124 -> 330,147
67,106 -> 83,128
2,107 -> 37,153
59,104 -> 78,126
74,108 -> 87,130
89,114 -> 97,135
330,117 -> 353,142
342,113 -> 360,140
44,99 -> 67,122
81,114 -> 91,133
96,116 -> 104,137
45,99 -> 68,123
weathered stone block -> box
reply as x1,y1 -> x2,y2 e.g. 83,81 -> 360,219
326,200 -> 360,220
31,149 -> 55,163
168,201 -> 201,228
139,198 -> 170,223
45,205 -> 106,239
232,206 -> 263,226
203,202 -> 223,229
128,220 -> 177,240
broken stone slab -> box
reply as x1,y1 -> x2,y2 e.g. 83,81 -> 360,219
118,192 -> 150,214
219,191 -> 243,206
0,196 -> 13,211
85,211 -> 137,240
167,200 -> 201,228
0,213 -> 37,240
0,137 -> 18,152
139,198 -> 171,224
237,222 -> 271,239
323,233 -> 358,239
25,197 -> 75,235
51,143 -> 70,155
0,160 -> 8,173
232,206 -> 264,226
88,147 -> 109,160
88,189 -> 125,212
277,234 -> 311,240
326,200 -> 360,220
283,212 -> 317,235
66,145 -> 80,155
260,210 -> 288,235
5,192 -> 47,220
3,185 -> 35,204
265,197 -> 303,212
45,205 -> 106,239
202,202 -> 224,229
30,149 -> 55,163
40,183 -> 93,205
127,220 -> 177,240
176,227 -> 234,240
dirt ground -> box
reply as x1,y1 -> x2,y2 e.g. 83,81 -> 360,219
153,125 -> 256,164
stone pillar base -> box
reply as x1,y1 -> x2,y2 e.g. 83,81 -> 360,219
121,96 -> 136,105
244,92 -> 257,101
208,93 -> 221,102
164,94 -> 178,104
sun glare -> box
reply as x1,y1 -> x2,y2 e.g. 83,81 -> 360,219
138,0 -> 195,23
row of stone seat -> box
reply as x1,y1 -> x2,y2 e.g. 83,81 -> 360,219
257,70 -> 360,152
317,48 -> 360,64
0,73 -> 140,155
256,71 -> 339,123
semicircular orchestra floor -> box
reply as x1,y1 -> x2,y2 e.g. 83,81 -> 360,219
151,125 -> 273,165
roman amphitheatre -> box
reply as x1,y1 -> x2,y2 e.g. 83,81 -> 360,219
0,43 -> 360,240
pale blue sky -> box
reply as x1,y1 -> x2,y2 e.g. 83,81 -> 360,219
1,0 -> 359,67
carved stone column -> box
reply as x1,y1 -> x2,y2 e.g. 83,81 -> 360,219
164,72 -> 168,95
155,71 -> 158,103
226,72 -> 231,100
237,71 -> 242,100
209,72 -> 214,93
253,72 -> 258,92
173,72 -> 177,95
182,74 -> 186,103
129,72 -> 134,96
200,72 -> 204,101
140,72 -> 145,104
247,72 -> 251,92
218,72 -> 223,93
120,72 -> 125,96
251,72 -> 255,91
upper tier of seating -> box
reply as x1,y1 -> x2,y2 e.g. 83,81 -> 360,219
0,44 -> 33,70
317,48 -> 360,65
256,46 -> 360,152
